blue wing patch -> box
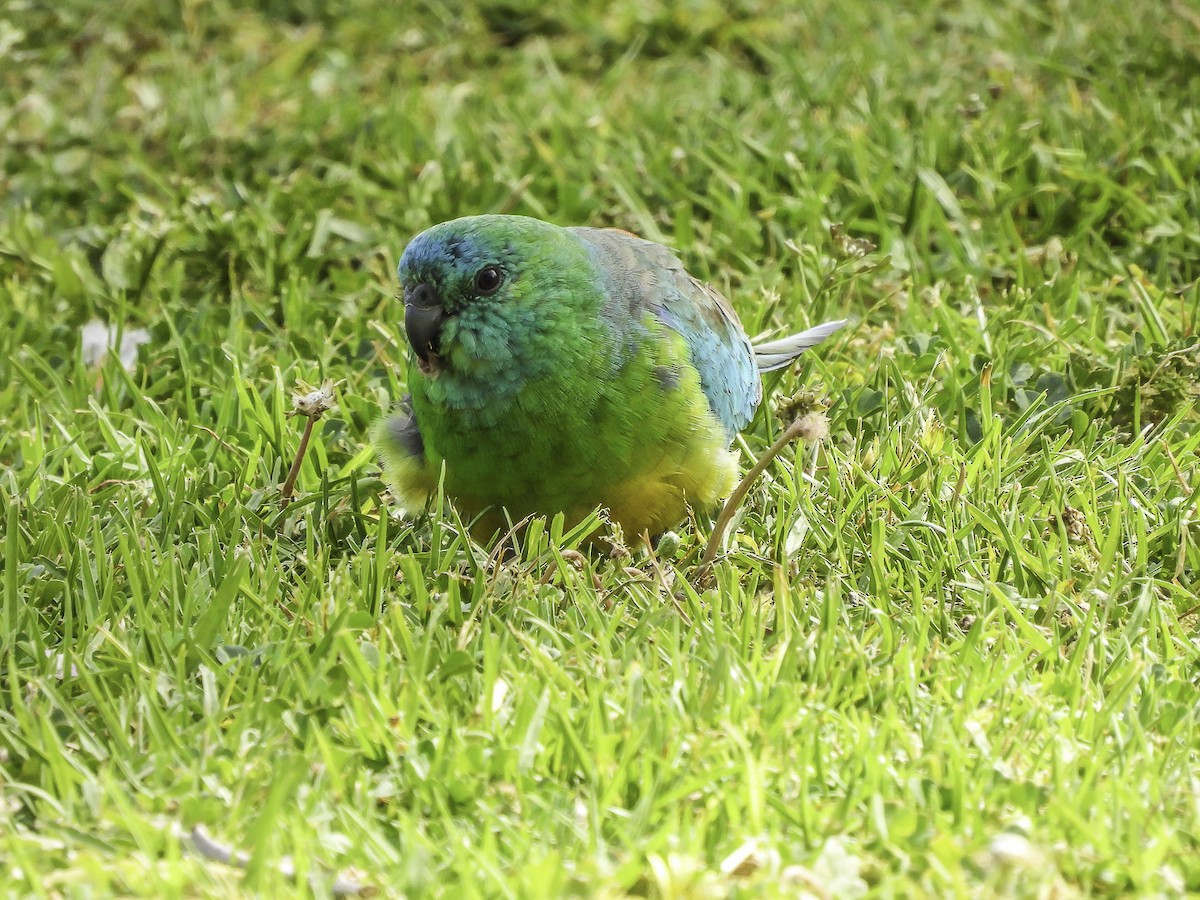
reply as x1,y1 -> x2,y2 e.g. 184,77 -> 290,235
571,227 -> 760,440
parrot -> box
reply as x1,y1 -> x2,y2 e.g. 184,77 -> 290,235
374,214 -> 846,539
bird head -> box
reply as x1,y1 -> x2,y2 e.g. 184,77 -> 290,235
397,214 -> 585,380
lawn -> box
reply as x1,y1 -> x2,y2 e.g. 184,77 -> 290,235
2,0 -> 1199,895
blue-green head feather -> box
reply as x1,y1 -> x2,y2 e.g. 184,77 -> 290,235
397,215 -> 605,408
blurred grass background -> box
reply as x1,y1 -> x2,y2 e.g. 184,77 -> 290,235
2,0 -> 1199,895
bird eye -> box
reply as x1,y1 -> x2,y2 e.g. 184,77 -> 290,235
473,265 -> 503,296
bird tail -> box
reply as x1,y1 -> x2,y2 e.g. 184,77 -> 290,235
752,319 -> 849,372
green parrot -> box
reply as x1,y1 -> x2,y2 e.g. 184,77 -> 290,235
374,215 -> 845,538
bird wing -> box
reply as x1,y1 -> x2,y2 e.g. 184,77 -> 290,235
373,395 -> 438,512
570,227 -> 760,438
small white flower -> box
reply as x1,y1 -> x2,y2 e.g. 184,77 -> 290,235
290,378 -> 338,418
985,832 -> 1044,869
81,319 -> 151,372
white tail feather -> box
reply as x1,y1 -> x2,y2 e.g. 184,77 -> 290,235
752,319 -> 849,372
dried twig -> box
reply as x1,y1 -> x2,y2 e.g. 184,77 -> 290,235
281,379 -> 338,510
697,392 -> 831,579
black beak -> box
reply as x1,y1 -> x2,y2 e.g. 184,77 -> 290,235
404,282 -> 445,363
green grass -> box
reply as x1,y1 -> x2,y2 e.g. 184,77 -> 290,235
3,0 -> 1200,895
